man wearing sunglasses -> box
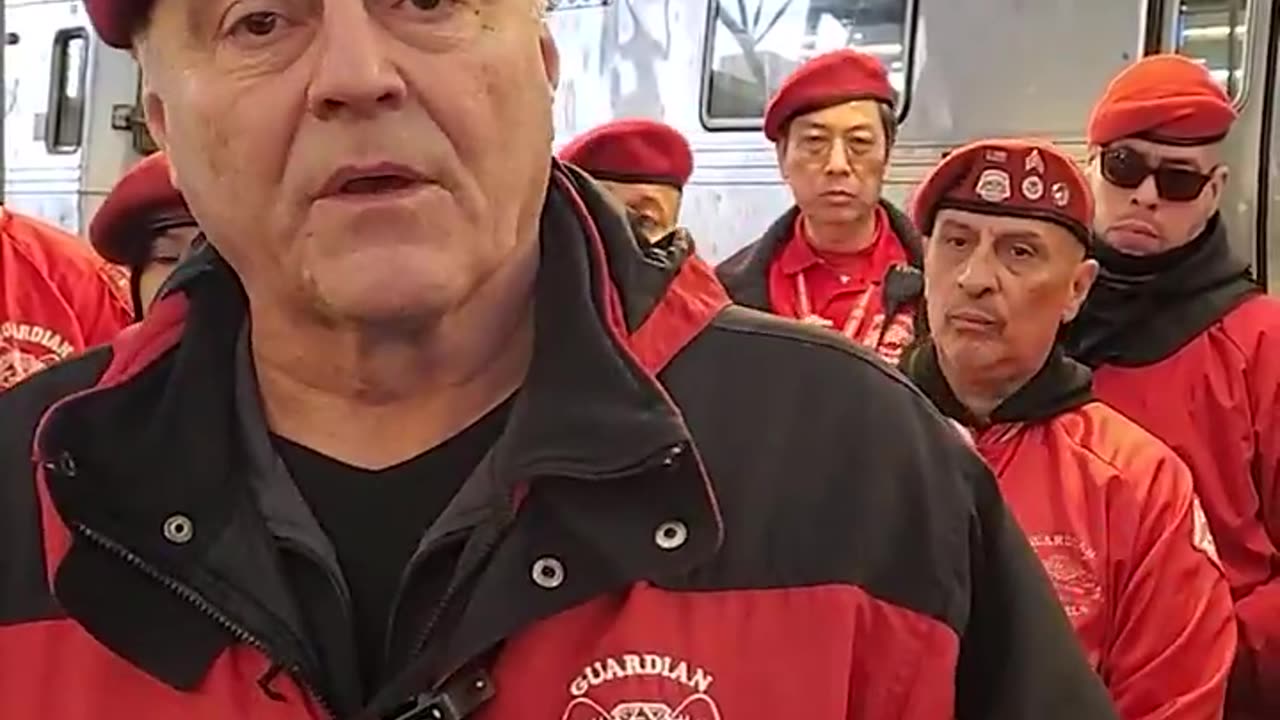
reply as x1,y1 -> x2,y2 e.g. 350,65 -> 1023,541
1063,53 -> 1280,719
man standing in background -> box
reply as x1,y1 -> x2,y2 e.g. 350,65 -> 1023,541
558,118 -> 692,242
90,152 -> 202,319
1063,53 -> 1280,719
906,137 -> 1236,719
717,48 -> 922,364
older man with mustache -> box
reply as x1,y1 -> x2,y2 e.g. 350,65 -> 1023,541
906,137 -> 1236,720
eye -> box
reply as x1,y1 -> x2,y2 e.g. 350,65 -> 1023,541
942,234 -> 969,249
229,11 -> 282,38
395,0 -> 447,12
847,135 -> 874,152
1009,244 -> 1037,260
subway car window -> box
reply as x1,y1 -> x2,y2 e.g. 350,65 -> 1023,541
701,0 -> 913,128
1175,0 -> 1250,99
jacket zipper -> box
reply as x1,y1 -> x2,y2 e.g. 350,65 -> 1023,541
71,523 -> 339,720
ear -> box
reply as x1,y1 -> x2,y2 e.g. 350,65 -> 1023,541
540,27 -> 561,93
775,139 -> 789,180
1206,163 -> 1230,207
1062,258 -> 1099,323
140,73 -> 170,159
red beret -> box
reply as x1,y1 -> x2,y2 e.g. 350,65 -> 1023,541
558,119 -> 693,189
90,152 -> 194,265
1088,54 -> 1237,146
911,139 -> 1093,244
85,0 -> 152,49
763,49 -> 895,142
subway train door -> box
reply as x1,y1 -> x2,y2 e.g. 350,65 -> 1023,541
1146,0 -> 1279,291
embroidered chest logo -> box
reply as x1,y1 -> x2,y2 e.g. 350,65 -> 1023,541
562,653 -> 722,720
1028,533 -> 1103,619
0,321 -> 75,389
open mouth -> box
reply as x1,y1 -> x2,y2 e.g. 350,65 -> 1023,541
319,163 -> 429,199
338,174 -> 421,195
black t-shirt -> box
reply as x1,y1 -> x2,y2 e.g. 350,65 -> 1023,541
272,399 -> 511,694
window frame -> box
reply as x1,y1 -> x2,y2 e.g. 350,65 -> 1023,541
697,0 -> 921,132
43,26 -> 89,155
1154,0 -> 1256,107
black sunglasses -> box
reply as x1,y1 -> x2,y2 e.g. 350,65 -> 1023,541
1100,146 -> 1215,202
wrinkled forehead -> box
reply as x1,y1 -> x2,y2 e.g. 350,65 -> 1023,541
790,99 -> 885,135
933,207 -> 1078,249
1104,137 -> 1219,169
599,180 -> 681,210
141,0 -> 538,43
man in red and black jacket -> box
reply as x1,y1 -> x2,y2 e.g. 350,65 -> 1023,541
1062,54 -> 1280,719
717,49 -> 922,365
0,1 -> 1116,718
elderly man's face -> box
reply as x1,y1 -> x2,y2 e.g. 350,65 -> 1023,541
777,100 -> 889,230
925,209 -> 1097,391
137,0 -> 559,324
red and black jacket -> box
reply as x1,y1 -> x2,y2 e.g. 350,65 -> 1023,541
0,165 -> 1116,719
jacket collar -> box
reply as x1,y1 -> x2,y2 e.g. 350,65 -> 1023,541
34,162 -> 730,694
716,199 -> 923,311
903,340 -> 1094,429
1062,215 -> 1261,367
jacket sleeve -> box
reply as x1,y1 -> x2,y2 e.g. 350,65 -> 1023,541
1234,314 -> 1280,717
1104,456 -> 1236,720
70,263 -> 132,347
954,453 -> 1119,720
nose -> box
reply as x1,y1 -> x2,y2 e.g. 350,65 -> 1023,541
1129,173 -> 1160,209
823,138 -> 853,176
306,1 -> 407,120
955,243 -> 998,297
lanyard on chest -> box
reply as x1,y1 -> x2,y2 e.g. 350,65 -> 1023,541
793,270 -> 878,340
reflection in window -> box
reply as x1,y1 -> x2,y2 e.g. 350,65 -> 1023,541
1176,0 -> 1249,98
702,0 -> 911,126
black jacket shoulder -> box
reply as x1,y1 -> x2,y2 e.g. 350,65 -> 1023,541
659,304 -> 1116,719
0,348 -> 113,626
660,304 -> 978,617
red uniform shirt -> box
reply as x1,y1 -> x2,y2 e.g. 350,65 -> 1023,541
975,404 -> 1235,719
1090,295 -> 1280,719
0,208 -> 131,390
766,207 -> 915,363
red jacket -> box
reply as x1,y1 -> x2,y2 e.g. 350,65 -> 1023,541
0,208 -> 131,390
1065,219 -> 1280,718
908,346 -> 1237,718
0,166 -> 1117,719
1091,296 -> 1280,718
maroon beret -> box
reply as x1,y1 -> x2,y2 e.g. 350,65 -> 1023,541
911,139 -> 1093,244
90,152 -> 194,265
86,0 -> 153,49
558,119 -> 694,189
1088,54 -> 1237,146
763,49 -> 895,142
